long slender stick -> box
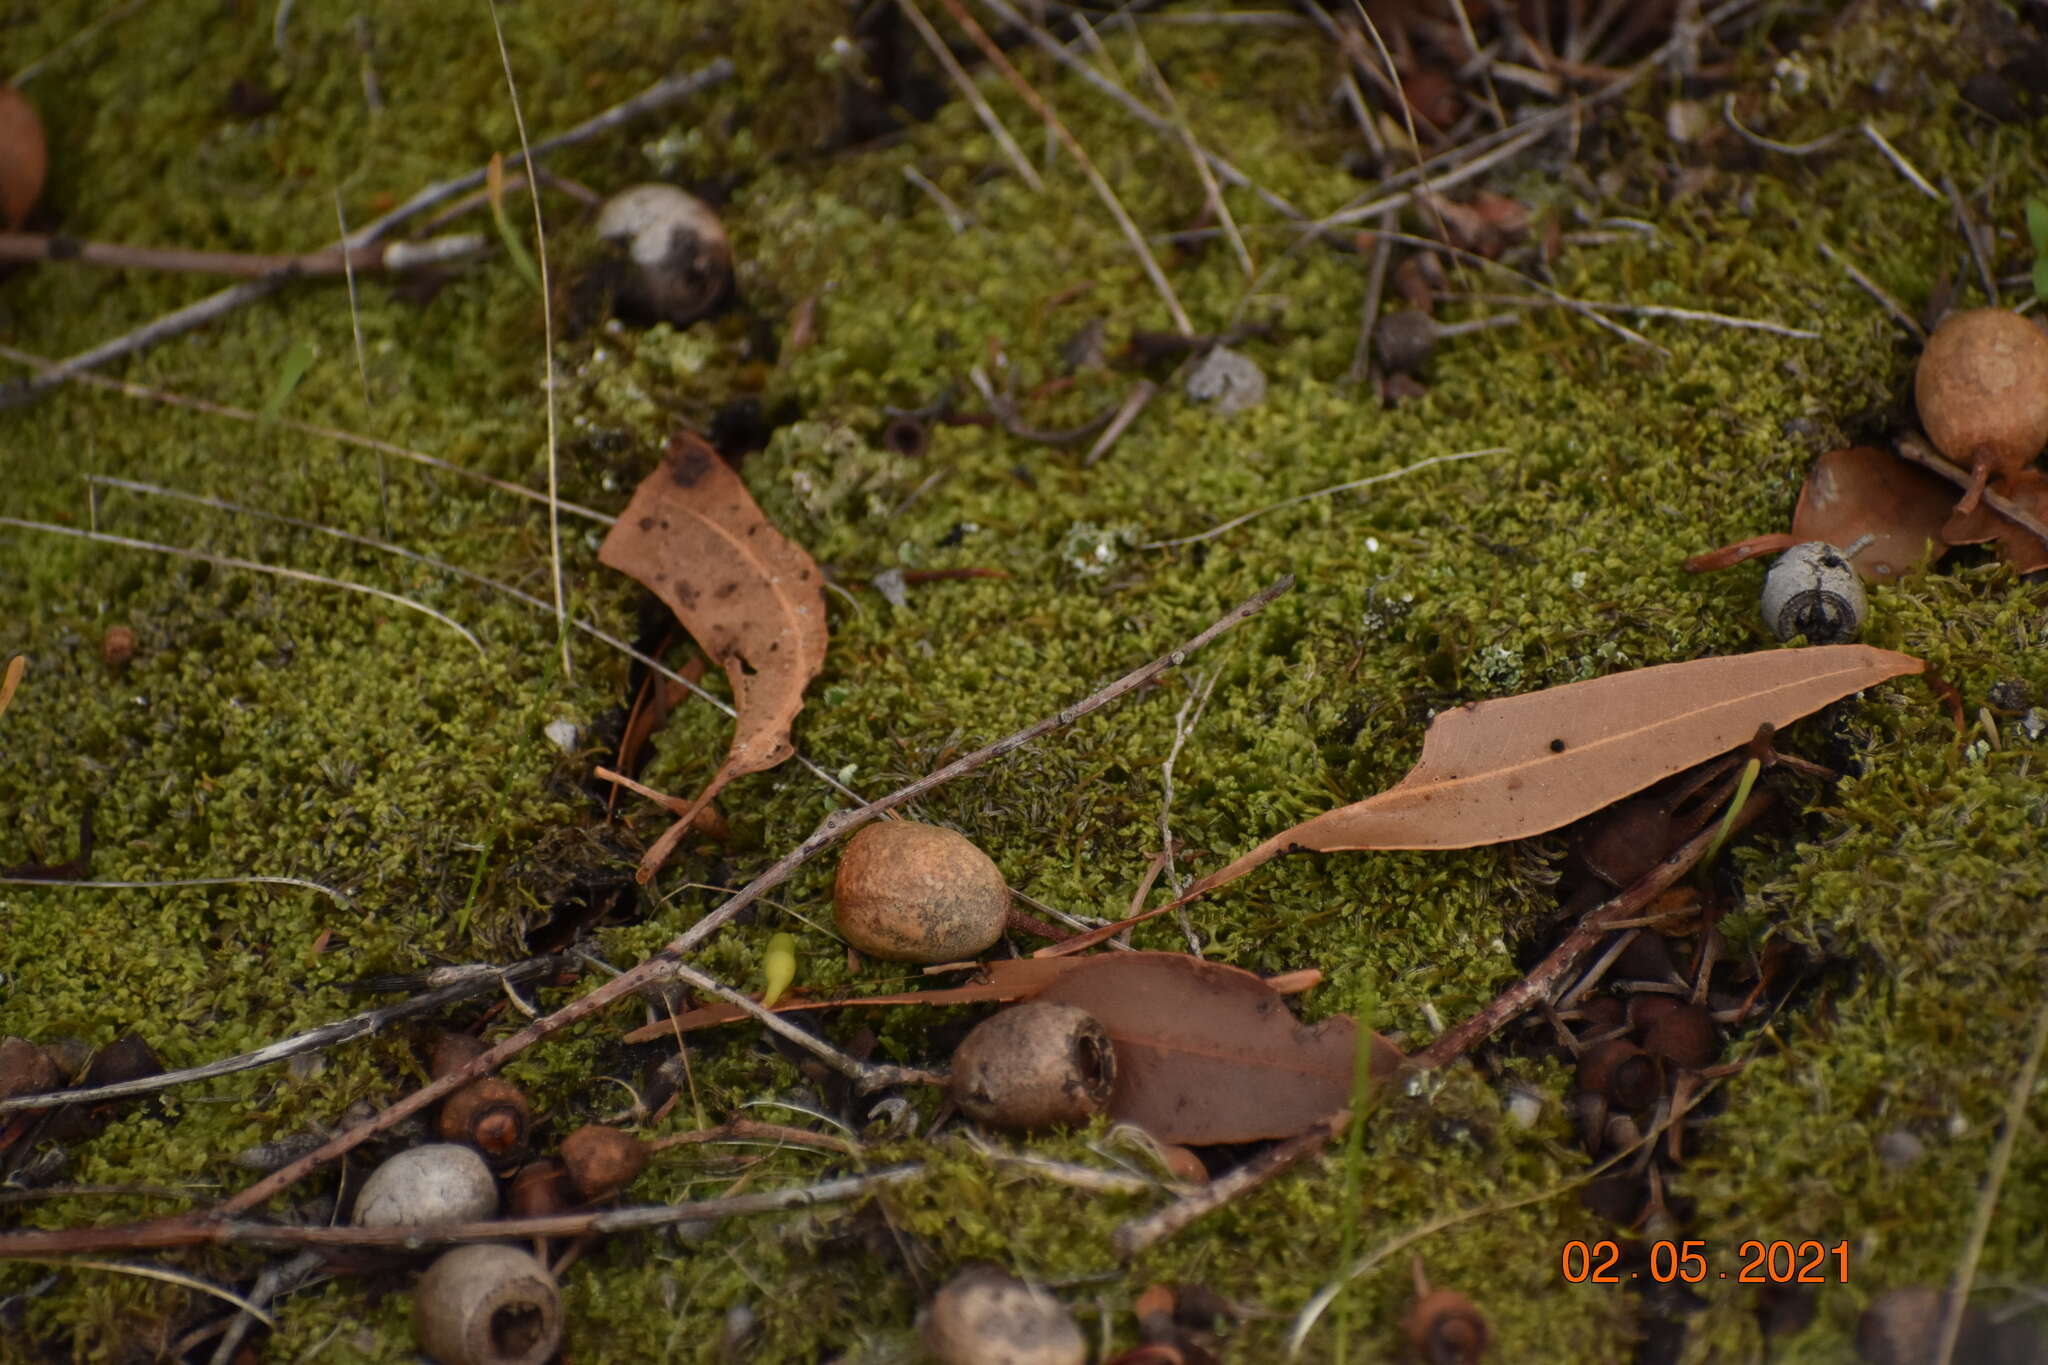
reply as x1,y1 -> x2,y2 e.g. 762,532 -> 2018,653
0,1168 -> 919,1258
1406,797 -> 1766,1072
0,59 -> 734,409
1114,1112 -> 1344,1256
0,231 -> 485,277
0,958 -> 564,1113
184,577 -> 1287,1223
934,0 -> 1192,335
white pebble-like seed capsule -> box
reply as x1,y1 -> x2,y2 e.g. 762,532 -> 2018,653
1761,541 -> 1866,644
414,1244 -> 562,1365
355,1143 -> 499,1227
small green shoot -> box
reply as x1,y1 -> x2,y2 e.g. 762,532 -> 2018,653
259,338 -> 318,421
486,152 -> 543,294
761,932 -> 798,1007
1699,757 -> 1762,872
2027,198 -> 2048,303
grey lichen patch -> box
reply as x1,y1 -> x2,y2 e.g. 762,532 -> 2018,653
2,0 -> 2045,1359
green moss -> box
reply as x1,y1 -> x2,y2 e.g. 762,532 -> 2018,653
3,0 -> 2046,1359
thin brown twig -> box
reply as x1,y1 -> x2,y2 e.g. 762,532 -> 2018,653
1114,1112 -> 1344,1256
0,59 -> 735,410
647,1118 -> 858,1158
1407,795 -> 1771,1072
1894,431 -> 2048,548
1817,240 -> 1924,342
0,231 -> 485,277
186,577 -> 1287,1224
0,958 -> 568,1115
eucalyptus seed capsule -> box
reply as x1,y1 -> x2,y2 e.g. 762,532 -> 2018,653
1761,541 -> 1866,644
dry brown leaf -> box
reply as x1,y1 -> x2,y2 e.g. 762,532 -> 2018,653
1686,447 -> 1953,579
619,957 -> 1324,1041
1941,467 -> 2048,573
1178,645 -> 1923,903
1033,952 -> 1401,1145
599,432 -> 828,881
0,86 -> 44,230
1792,446 -> 1954,581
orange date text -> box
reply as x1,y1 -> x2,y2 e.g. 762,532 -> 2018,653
1559,1239 -> 1849,1285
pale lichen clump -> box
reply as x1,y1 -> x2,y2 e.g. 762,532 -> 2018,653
1,0 -> 2044,1358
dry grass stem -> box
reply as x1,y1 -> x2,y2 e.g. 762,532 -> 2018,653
0,517 -> 484,653
1933,1000 -> 2048,1365
484,0 -> 571,682
0,346 -> 615,524
898,0 -> 1045,193
1139,448 -> 1503,550
935,0 -> 1192,334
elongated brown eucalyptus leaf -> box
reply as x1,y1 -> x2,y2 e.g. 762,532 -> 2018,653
600,432 -> 829,881
1181,645 -> 1923,901
1034,952 -> 1401,1145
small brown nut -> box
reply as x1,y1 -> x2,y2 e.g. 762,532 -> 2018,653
1575,1039 -> 1663,1111
429,1032 -> 492,1079
834,821 -> 1008,964
0,1037 -> 60,1101
559,1124 -> 648,1202
413,1243 -> 562,1365
949,1002 -> 1116,1131
1639,1002 -> 1717,1070
354,1144 -> 499,1227
101,626 -> 135,668
1916,308 -> 2048,482
506,1159 -> 571,1219
923,1266 -> 1085,1365
1403,1287 -> 1490,1365
436,1077 -> 532,1159
0,86 -> 45,231
1374,309 -> 1440,374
